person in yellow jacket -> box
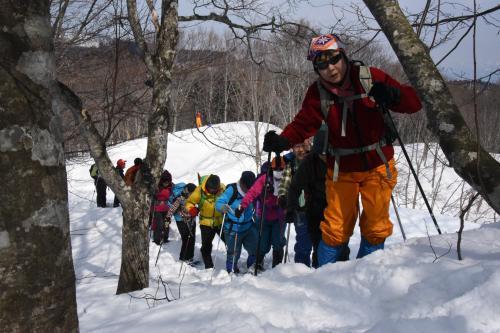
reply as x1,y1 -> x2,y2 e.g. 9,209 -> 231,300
185,174 -> 225,268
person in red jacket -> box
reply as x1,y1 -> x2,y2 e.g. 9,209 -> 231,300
124,157 -> 143,186
152,170 -> 173,245
263,34 -> 422,266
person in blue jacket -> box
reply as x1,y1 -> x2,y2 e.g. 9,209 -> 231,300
168,182 -> 197,263
215,171 -> 257,274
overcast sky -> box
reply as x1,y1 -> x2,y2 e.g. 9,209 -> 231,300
179,0 -> 500,80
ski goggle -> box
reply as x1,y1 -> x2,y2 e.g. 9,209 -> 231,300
314,51 -> 343,70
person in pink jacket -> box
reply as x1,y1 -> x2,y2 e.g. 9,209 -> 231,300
239,157 -> 287,269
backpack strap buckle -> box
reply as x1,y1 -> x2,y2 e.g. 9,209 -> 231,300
328,139 -> 390,181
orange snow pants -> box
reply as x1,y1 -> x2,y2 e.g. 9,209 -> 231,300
320,159 -> 398,246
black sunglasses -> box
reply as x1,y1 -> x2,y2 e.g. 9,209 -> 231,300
314,51 -> 343,70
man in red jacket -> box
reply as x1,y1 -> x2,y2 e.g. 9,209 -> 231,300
264,34 -> 422,266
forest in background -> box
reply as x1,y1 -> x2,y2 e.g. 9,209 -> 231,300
57,33 -> 500,156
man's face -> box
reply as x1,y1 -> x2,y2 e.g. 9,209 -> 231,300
315,51 -> 347,85
293,143 -> 309,161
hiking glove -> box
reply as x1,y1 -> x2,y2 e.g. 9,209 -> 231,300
188,207 -> 199,218
278,195 -> 287,209
263,131 -> 289,153
285,210 -> 296,224
369,82 -> 401,108
234,206 -> 243,218
220,204 -> 230,214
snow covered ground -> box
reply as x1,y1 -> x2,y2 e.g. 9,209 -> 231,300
67,122 -> 500,333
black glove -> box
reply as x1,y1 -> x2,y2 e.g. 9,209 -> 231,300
234,206 -> 243,218
278,195 -> 287,209
285,210 -> 296,224
368,82 -> 401,108
263,131 -> 289,153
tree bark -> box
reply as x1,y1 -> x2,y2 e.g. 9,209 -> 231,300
363,0 -> 500,214
116,192 -> 150,294
0,1 -> 79,331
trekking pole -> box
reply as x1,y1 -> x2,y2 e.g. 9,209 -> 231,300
254,151 -> 274,276
90,188 -> 96,208
283,222 -> 291,264
391,195 -> 406,241
382,106 -> 442,235
154,239 -> 164,267
211,212 -> 227,281
231,232 -> 238,275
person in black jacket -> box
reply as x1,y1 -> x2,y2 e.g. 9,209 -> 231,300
90,164 -> 107,208
113,159 -> 126,207
286,125 -> 349,267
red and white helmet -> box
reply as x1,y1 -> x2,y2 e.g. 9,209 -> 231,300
307,34 -> 345,61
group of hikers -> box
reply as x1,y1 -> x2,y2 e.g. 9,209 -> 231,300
147,148 -> 329,273
90,157 -> 147,208
91,33 -> 422,273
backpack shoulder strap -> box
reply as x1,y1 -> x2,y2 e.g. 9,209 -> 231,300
227,183 -> 239,206
316,80 -> 333,121
358,65 -> 373,95
199,190 -> 206,209
314,81 -> 330,155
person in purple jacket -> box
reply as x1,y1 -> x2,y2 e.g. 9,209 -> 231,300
239,157 -> 287,269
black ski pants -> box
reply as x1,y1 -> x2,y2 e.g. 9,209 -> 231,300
153,212 -> 170,245
200,225 -> 223,269
176,219 -> 196,262
113,195 -> 120,207
95,178 -> 107,208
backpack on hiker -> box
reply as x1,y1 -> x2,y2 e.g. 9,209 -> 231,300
89,164 -> 98,180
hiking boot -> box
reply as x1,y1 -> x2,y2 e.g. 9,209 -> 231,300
247,263 -> 265,273
202,253 -> 214,269
272,249 -> 284,268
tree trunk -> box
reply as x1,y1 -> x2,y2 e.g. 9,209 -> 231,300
363,0 -> 500,214
0,1 -> 79,331
116,190 -> 150,294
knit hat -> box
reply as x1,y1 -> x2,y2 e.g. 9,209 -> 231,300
240,171 -> 256,189
260,162 -> 270,175
134,157 -> 143,165
205,175 -> 220,192
185,183 -> 196,193
183,183 -> 196,197
160,170 -> 172,183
